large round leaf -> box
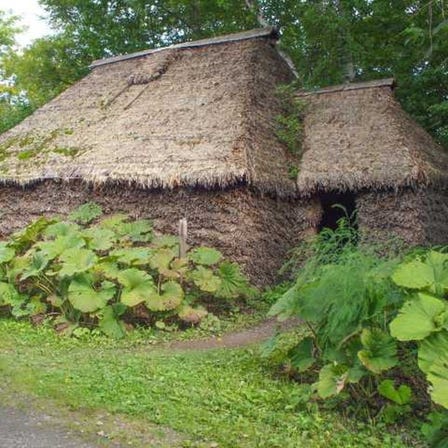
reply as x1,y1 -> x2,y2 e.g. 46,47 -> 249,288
316,362 -> 364,399
216,262 -> 249,299
390,293 -> 447,341
418,331 -> 448,408
0,282 -> 21,306
152,235 -> 179,249
98,305 -> 126,338
20,251 -> 50,280
58,248 -> 98,277
11,217 -> 55,250
358,328 -> 398,374
43,221 -> 80,238
117,268 -> 155,307
0,243 -> 15,264
111,247 -> 153,266
191,266 -> 222,293
98,214 -> 127,232
160,258 -> 189,280
378,379 -> 412,405
122,219 -> 153,242
69,202 -> 103,224
94,261 -> 121,279
189,247 -> 222,266
83,227 -> 116,251
392,251 -> 448,295
38,234 -> 86,260
68,274 -> 115,313
316,363 -> 349,398
149,248 -> 176,272
146,281 -> 184,311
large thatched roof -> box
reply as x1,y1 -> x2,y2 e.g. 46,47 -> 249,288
0,27 -> 298,197
297,79 -> 448,195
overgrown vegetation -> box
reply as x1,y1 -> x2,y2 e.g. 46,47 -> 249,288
0,320 -> 419,448
266,221 -> 448,447
0,202 -> 254,338
275,83 -> 306,159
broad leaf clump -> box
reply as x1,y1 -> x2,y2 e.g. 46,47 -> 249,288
389,251 -> 448,410
266,220 -> 448,446
0,203 -> 254,338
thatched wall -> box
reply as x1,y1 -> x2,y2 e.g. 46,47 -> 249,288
356,188 -> 448,246
0,181 -> 315,286
420,189 -> 448,245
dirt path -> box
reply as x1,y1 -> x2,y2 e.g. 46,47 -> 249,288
0,406 -> 99,448
166,317 -> 300,351
0,318 -> 300,447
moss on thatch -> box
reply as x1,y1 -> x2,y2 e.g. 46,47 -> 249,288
0,28 -> 298,197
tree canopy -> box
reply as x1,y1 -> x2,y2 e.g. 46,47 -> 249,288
0,0 -> 447,146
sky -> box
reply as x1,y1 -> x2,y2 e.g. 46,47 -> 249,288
0,0 -> 53,47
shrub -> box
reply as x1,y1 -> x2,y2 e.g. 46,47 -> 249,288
268,229 -> 405,405
0,203 -> 254,337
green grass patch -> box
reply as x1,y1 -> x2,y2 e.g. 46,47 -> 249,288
0,320 -> 422,447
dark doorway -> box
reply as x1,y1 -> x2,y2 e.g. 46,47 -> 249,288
318,191 -> 358,232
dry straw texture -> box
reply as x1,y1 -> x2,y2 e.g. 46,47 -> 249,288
297,80 -> 448,195
0,29 -> 298,197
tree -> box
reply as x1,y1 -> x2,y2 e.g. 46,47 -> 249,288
39,0 -> 257,60
1,1 -> 447,147
0,10 -> 30,134
2,35 -> 88,107
261,0 -> 448,146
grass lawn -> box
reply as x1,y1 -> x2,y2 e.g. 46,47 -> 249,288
0,320 -> 424,448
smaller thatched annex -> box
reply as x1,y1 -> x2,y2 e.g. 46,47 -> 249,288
297,79 -> 448,245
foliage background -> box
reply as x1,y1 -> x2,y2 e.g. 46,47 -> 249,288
0,1 -> 446,147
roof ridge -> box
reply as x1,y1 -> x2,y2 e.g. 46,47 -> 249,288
89,27 -> 279,69
296,78 -> 396,97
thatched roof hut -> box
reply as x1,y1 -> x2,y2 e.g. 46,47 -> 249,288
297,79 -> 448,194
0,27 -> 312,286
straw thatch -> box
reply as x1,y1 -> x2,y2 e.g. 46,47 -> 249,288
297,79 -> 448,195
356,187 -> 448,246
0,27 -> 298,197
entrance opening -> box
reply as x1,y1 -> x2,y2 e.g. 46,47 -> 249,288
318,191 -> 358,232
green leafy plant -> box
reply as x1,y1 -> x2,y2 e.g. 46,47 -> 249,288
0,203 -> 254,338
377,379 -> 412,424
268,227 -> 447,446
68,202 -> 103,224
421,411 -> 448,448
389,250 -> 448,410
275,83 -> 305,156
269,222 -> 404,405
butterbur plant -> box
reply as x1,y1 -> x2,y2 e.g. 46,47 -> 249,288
389,250 -> 448,410
0,203 -> 254,338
